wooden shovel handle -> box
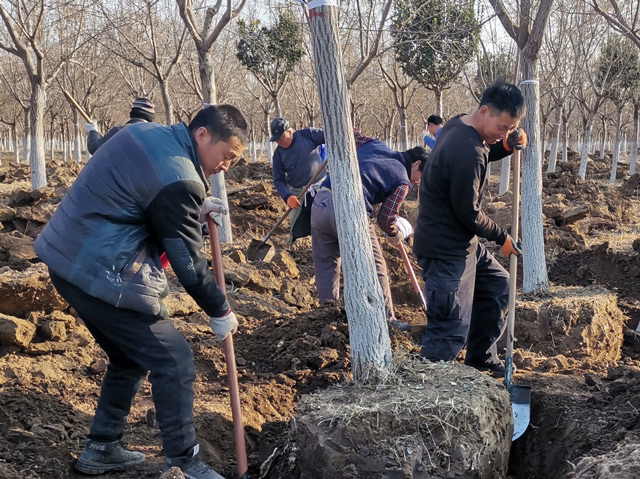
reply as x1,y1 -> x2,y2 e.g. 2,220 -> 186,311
261,158 -> 329,242
62,89 -> 92,124
207,217 -> 249,478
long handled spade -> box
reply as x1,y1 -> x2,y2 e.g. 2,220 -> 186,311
61,88 -> 97,131
397,242 -> 427,314
246,159 -> 328,261
207,217 -> 249,479
505,148 -> 531,441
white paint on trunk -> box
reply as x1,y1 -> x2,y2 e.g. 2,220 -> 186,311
309,4 -> 392,381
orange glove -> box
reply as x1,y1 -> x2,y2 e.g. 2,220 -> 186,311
501,234 -> 523,258
286,195 -> 301,209
503,128 -> 527,152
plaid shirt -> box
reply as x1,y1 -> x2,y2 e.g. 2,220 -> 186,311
377,184 -> 409,235
354,129 -> 375,149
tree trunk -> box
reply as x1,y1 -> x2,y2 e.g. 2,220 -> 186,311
160,79 -> 174,124
30,84 -> 46,190
13,125 -> 19,165
499,156 -> 510,196
610,108 -> 623,183
308,2 -> 392,381
62,124 -> 68,163
398,107 -> 408,151
251,127 -> 257,162
578,112 -> 595,179
198,49 -> 216,104
22,109 -> 30,165
630,102 -> 639,176
73,109 -> 82,164
600,124 -> 606,159
519,55 -> 548,293
273,94 -> 282,118
561,116 -> 568,163
434,89 -> 443,117
547,107 -> 561,173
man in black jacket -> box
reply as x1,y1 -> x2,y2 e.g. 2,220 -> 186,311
413,82 -> 527,374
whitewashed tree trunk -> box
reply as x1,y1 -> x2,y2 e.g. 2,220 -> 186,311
30,84 -> 46,189
160,79 -> 174,124
12,125 -> 19,165
49,134 -> 54,163
547,107 -> 561,173
610,108 -> 623,183
499,155 -> 511,195
62,128 -> 68,163
519,59 -> 549,293
308,2 -> 392,381
578,112 -> 596,179
630,103 -> 639,175
22,109 -> 30,165
73,109 -> 82,164
561,117 -> 569,163
399,108 -> 408,151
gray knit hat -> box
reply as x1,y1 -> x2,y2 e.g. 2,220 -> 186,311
130,97 -> 155,121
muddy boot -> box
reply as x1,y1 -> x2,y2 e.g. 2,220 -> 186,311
389,319 -> 411,332
164,445 -> 224,479
74,439 -> 145,475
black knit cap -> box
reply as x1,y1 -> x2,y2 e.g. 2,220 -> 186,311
130,97 -> 155,122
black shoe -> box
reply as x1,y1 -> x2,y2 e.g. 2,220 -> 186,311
389,320 -> 411,332
466,360 -> 506,377
74,439 -> 145,475
164,445 -> 224,479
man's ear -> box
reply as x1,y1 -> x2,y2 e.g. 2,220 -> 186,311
194,126 -> 210,145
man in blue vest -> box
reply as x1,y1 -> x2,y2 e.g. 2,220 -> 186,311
35,105 -> 247,479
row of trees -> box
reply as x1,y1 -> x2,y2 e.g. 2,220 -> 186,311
1,1 -> 639,185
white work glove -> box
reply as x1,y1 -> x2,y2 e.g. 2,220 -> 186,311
422,130 -> 430,142
209,310 -> 238,342
396,216 -> 413,240
387,232 -> 402,246
199,196 -> 228,225
85,120 -> 98,133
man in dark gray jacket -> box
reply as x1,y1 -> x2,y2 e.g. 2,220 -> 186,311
35,105 -> 247,479
86,97 -> 156,154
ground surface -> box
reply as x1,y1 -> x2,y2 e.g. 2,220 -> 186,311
1,150 -> 640,478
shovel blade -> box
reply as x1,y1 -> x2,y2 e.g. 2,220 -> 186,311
510,384 -> 531,441
247,238 -> 275,262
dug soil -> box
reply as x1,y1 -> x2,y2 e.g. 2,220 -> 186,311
1,149 -> 640,478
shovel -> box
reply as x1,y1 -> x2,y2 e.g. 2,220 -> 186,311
207,217 -> 249,479
504,148 -> 531,441
397,242 -> 427,313
247,159 -> 328,261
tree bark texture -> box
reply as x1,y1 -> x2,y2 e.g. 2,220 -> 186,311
72,109 -> 82,164
308,3 -> 392,381
499,156 -> 510,196
630,103 -> 639,176
579,112 -> 595,179
519,60 -> 549,293
547,107 -> 561,173
30,84 -> 46,189
610,108 -> 623,183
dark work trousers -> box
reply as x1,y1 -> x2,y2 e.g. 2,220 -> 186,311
289,189 -> 315,245
310,189 -> 395,322
417,242 -> 509,366
49,271 -> 197,459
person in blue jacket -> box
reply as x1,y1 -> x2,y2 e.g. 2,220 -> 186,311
422,114 -> 444,149
35,105 -> 247,479
311,130 -> 427,332
270,117 -> 326,244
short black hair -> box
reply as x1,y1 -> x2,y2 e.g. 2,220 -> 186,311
402,146 -> 428,176
479,81 -> 525,118
188,104 -> 248,144
427,115 -> 443,126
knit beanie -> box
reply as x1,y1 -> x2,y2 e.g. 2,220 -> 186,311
130,97 -> 155,122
